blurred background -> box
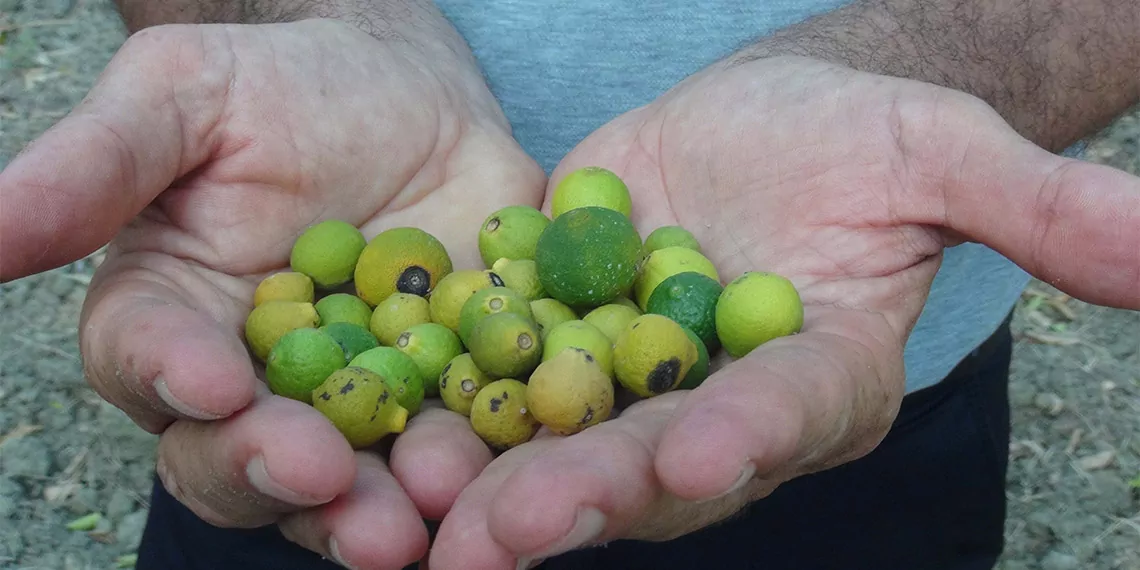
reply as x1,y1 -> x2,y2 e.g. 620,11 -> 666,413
0,1 -> 1137,568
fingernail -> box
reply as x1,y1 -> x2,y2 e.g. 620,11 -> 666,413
699,462 -> 756,503
329,538 -> 359,570
246,455 -> 326,506
517,507 -> 606,568
516,557 -> 545,570
155,376 -> 224,420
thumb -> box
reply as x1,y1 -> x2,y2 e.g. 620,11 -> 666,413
0,27 -> 217,282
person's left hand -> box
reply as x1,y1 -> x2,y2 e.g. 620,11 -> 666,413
425,55 -> 1140,569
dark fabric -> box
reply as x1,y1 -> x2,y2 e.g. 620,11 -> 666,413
137,317 -> 1013,570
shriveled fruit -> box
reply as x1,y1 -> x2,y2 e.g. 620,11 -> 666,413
314,293 -> 373,329
550,166 -> 632,219
428,269 -> 504,333
642,225 -> 701,255
394,323 -> 463,397
458,286 -> 533,346
354,227 -> 453,306
582,303 -> 641,345
542,320 -> 614,378
491,258 -> 547,301
312,367 -> 408,448
534,206 -> 641,309
467,312 -> 542,379
478,205 -> 551,267
265,328 -> 346,403
471,379 -> 538,449
439,353 -> 490,416
716,272 -> 804,357
645,271 -> 723,351
253,272 -> 314,306
676,326 -> 710,391
613,314 -> 697,397
526,347 -> 613,435
349,346 -> 426,415
289,220 -> 367,289
633,246 -> 719,310
530,298 -> 578,339
320,322 -> 379,364
244,301 -> 320,361
369,293 -> 432,346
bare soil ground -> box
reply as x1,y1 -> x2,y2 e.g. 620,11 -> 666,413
1,1 -> 1137,568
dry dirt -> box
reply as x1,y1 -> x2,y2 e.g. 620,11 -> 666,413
1,1 -> 1138,568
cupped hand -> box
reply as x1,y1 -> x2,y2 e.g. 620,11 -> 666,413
427,56 -> 1140,568
0,18 -> 545,568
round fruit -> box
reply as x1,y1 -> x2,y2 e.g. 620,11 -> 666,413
530,298 -> 579,339
645,271 -> 723,351
467,312 -> 543,379
265,328 -> 346,403
253,272 -> 314,306
550,166 -> 632,219
369,293 -> 432,346
611,296 -> 641,312
633,246 -> 720,310
312,367 -> 408,449
526,347 -> 613,435
471,379 -> 539,449
642,225 -> 701,255
244,301 -> 320,361
458,286 -> 534,346
715,272 -> 804,357
582,303 -> 641,345
429,269 -> 504,333
314,293 -> 373,329
491,258 -> 547,301
676,327 -> 710,391
354,227 -> 453,306
478,205 -> 551,267
394,323 -> 463,397
613,314 -> 697,397
348,346 -> 426,415
289,220 -> 367,289
320,322 -> 379,364
439,353 -> 491,416
542,320 -> 614,378
534,206 -> 642,309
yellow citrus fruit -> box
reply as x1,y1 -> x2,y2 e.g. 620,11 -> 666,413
530,298 -> 578,339
369,293 -> 432,346
354,227 -> 453,306
289,220 -> 367,289
633,246 -> 720,310
478,205 -> 551,268
457,286 -> 533,346
542,320 -> 614,378
428,269 -> 503,333
613,314 -> 697,398
467,312 -> 543,380
526,347 -> 613,435
715,272 -> 804,357
471,379 -> 539,449
438,353 -> 491,417
582,303 -> 641,345
491,258 -> 547,301
312,367 -> 408,449
253,272 -> 314,306
394,323 -> 464,397
314,293 -> 373,329
550,166 -> 633,219
348,346 -> 426,416
265,328 -> 346,403
244,301 -> 320,362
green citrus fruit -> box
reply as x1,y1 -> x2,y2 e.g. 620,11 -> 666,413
320,322 -> 379,364
458,286 -> 534,346
314,293 -> 373,329
491,258 -> 547,301
354,227 -> 453,306
550,166 -> 632,219
642,225 -> 701,255
289,220 -> 367,289
428,269 -> 503,333
265,328 -> 346,403
715,272 -> 804,357
633,246 -> 720,310
312,367 -> 407,448
530,298 -> 579,339
534,206 -> 642,309
478,205 -> 551,268
645,271 -> 723,351
369,293 -> 432,346
676,326 -> 710,391
467,312 -> 543,380
394,323 -> 464,396
542,320 -> 614,378
348,346 -> 426,415
438,353 -> 491,417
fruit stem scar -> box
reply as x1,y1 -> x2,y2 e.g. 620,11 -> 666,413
461,379 -> 475,393
490,298 -> 503,310
397,333 -> 410,348
518,333 -> 533,350
486,217 -> 501,231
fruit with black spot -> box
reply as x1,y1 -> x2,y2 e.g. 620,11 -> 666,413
613,314 -> 697,397
354,227 -> 453,306
478,205 -> 551,267
467,312 -> 543,379
393,323 -> 463,398
541,320 -> 614,378
428,269 -> 504,333
471,379 -> 539,449
349,346 -> 426,415
526,347 -> 614,435
311,366 -> 408,448
491,258 -> 547,301
439,353 -> 491,416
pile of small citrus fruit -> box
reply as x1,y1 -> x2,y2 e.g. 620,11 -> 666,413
243,166 -> 804,451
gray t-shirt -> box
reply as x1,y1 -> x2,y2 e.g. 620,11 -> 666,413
435,0 -> 1038,394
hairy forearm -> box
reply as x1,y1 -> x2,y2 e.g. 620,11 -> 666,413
732,0 -> 1140,152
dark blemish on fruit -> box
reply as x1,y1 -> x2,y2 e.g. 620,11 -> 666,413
580,405 -> 595,425
583,352 -> 595,363
441,376 -> 448,388
379,391 -> 390,404
440,363 -> 452,377
396,266 -> 432,296
319,392 -> 331,401
632,323 -> 640,329
501,391 -> 509,400
486,217 -> 501,232
402,377 -> 410,385
461,379 -> 475,393
339,381 -> 355,395
489,272 -> 505,287
489,397 -> 503,413
647,358 -> 681,394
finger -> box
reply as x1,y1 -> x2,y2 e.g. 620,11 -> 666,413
655,307 -> 903,501
79,254 -> 258,432
157,393 -> 357,528
389,403 -> 494,520
0,27 -> 217,281
279,453 -> 430,570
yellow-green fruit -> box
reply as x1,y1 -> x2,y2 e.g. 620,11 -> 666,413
542,320 -> 614,378
265,328 -> 346,403
633,246 -> 720,310
458,286 -> 534,346
613,314 -> 697,397
428,269 -> 504,333
715,272 -> 804,357
642,225 -> 702,255
612,296 -> 641,312
314,293 -> 373,329
467,312 -> 542,379
289,220 -> 367,289
354,227 -> 453,306
471,379 -> 539,449
478,205 -> 551,268
312,367 -> 408,448
349,346 -> 426,415
438,353 -> 490,417
244,301 -> 320,361
491,258 -> 547,301
253,272 -> 314,306
530,298 -> 578,339
526,347 -> 614,435
582,303 -> 642,345
370,293 -> 432,346
394,323 -> 464,397
534,206 -> 642,308
551,166 -> 633,219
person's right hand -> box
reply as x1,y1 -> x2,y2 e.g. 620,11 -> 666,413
0,17 -> 545,569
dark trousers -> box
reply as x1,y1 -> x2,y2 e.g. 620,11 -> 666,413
138,317 -> 1013,570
